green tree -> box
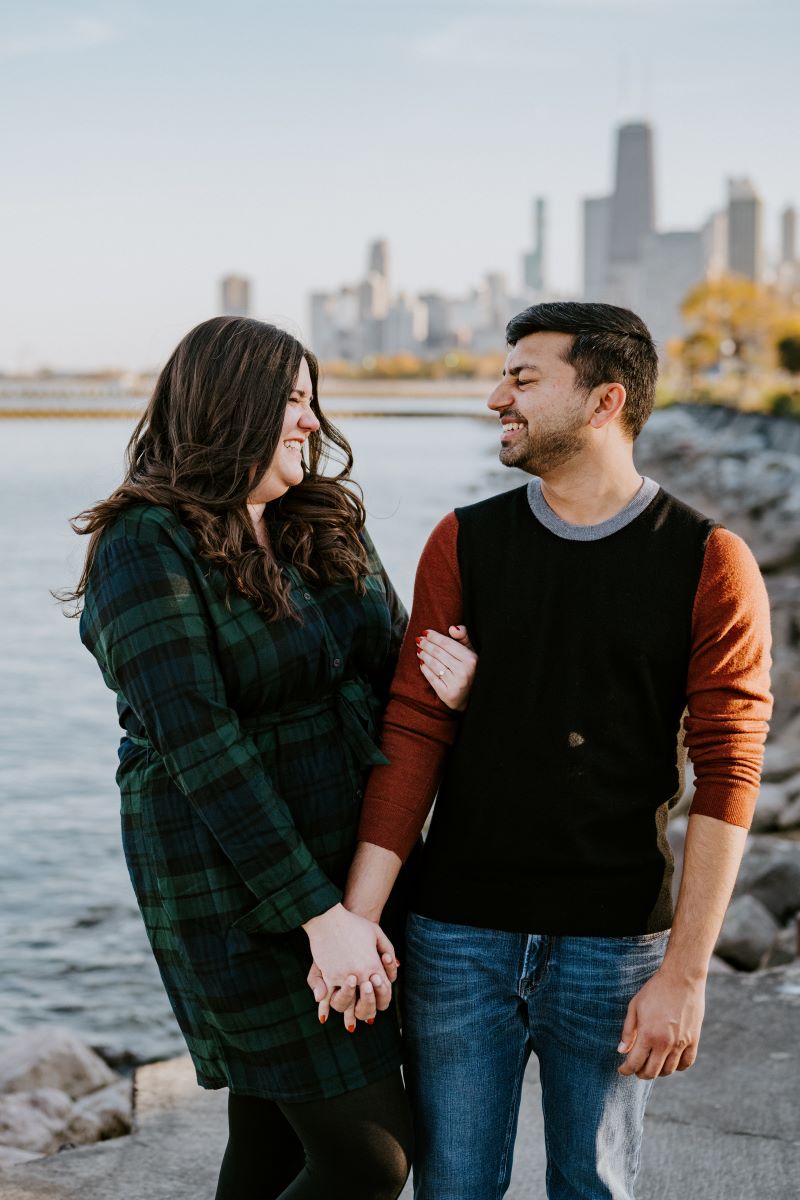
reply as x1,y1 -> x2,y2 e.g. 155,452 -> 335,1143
777,335 -> 800,374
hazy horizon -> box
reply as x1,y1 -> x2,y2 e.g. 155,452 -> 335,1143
2,0 -> 798,371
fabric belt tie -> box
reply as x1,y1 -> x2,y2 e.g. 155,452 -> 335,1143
124,678 -> 389,771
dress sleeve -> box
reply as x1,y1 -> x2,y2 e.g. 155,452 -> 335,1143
84,532 -> 342,934
361,526 -> 408,663
684,527 -> 773,829
358,512 -> 463,861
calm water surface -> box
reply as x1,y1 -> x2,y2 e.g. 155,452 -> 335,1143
0,410 -> 520,1064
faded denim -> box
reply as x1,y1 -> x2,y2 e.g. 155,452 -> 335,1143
404,912 -> 669,1200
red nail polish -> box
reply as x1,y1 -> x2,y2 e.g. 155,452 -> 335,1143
347,1024 -> 356,1033
395,958 -> 401,966
319,1014 -> 327,1024
423,630 -> 430,636
367,1018 -> 375,1025
415,637 -> 422,645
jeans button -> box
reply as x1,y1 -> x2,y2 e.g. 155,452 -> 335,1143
303,592 -> 311,601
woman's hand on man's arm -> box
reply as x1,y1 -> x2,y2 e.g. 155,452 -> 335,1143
416,625 -> 476,711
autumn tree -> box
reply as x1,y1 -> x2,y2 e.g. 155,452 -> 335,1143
680,275 -> 785,371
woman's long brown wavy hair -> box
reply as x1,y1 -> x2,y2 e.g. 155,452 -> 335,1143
61,316 -> 369,621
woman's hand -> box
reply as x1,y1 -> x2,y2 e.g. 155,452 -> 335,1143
416,625 -> 477,711
303,904 -> 398,1032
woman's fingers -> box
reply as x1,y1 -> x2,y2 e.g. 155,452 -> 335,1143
417,627 -> 478,712
344,995 -> 357,1034
449,624 -> 475,651
317,986 -> 334,1026
416,632 -> 463,674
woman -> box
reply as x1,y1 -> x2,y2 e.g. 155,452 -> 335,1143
66,317 -> 476,1199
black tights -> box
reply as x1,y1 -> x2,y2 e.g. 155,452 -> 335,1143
214,1073 -> 413,1200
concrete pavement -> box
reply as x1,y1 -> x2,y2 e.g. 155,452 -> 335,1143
1,965 -> 797,1199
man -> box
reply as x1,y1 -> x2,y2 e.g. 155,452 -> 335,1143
339,303 -> 773,1198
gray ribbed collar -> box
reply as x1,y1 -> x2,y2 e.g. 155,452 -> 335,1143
527,476 -> 660,541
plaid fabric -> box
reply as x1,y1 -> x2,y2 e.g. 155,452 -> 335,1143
79,503 -> 408,1101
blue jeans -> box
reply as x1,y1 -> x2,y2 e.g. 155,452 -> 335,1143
403,913 -> 669,1200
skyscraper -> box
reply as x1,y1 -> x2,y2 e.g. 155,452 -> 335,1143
781,206 -> 797,265
727,178 -> 763,281
220,275 -> 251,317
608,122 -> 656,268
701,211 -> 729,278
367,239 -> 389,283
523,197 -> 547,293
583,196 -> 612,300
638,230 -> 705,348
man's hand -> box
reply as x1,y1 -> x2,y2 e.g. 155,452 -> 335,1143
302,904 -> 399,1032
307,956 -> 398,1029
617,965 -> 706,1079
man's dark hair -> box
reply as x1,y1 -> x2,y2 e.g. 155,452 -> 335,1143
505,302 -> 658,440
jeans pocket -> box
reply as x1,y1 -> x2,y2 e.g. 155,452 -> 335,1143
615,929 -> 671,944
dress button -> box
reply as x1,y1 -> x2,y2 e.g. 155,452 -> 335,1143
333,657 -> 341,668
355,789 -> 363,801
303,592 -> 311,601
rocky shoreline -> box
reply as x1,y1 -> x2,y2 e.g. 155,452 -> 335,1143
638,405 -> 800,975
0,1029 -> 132,1165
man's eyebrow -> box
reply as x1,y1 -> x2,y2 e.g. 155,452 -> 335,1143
290,387 -> 311,398
506,363 -> 540,377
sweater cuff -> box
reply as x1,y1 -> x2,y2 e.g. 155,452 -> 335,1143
688,781 -> 759,829
358,798 -> 425,864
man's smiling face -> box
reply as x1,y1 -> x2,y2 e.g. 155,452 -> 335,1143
487,331 -> 593,476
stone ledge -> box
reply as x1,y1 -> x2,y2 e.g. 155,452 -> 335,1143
1,966 -> 798,1199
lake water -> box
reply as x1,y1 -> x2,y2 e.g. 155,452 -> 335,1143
0,406 -> 522,1066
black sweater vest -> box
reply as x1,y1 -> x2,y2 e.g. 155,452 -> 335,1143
413,484 -> 717,935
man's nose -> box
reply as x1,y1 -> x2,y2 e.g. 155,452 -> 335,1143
487,382 -> 510,411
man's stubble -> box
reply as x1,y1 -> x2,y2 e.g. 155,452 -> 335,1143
499,400 -> 588,477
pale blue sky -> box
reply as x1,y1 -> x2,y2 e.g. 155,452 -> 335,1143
1,0 -> 797,370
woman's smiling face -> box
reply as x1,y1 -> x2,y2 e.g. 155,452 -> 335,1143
248,357 -> 320,503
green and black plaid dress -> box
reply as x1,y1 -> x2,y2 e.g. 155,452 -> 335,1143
79,502 -> 410,1101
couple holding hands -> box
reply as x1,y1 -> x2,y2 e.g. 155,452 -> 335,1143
71,301 -> 771,1199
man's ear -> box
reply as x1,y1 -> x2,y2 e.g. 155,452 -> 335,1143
589,382 -> 626,429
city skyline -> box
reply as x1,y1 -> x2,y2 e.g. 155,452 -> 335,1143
307,119 -> 796,362
1,0 -> 798,370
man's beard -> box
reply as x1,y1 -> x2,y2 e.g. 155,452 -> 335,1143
499,412 -> 586,476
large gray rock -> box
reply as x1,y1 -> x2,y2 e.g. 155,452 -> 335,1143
716,894 -> 780,970
0,1089 -> 74,1155
776,792 -> 800,832
735,837 -> 800,922
750,782 -> 790,832
65,1080 -> 133,1146
762,740 -> 800,784
0,1146 -> 40,1168
0,1029 -> 117,1101
761,922 -> 799,969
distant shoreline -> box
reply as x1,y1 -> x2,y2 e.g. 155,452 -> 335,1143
0,377 -> 494,419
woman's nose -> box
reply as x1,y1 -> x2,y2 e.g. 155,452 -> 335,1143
299,409 -> 320,432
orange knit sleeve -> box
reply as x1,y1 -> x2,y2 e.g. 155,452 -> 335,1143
357,512 -> 463,861
685,527 -> 773,828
